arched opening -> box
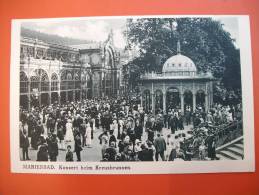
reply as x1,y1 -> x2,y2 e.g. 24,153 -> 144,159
20,95 -> 28,110
60,71 -> 67,91
105,71 -> 112,97
184,90 -> 193,111
51,92 -> 59,104
196,90 -> 205,110
67,91 -> 73,102
20,71 -> 28,94
81,72 -> 87,100
66,72 -> 73,90
51,73 -> 59,91
20,71 -> 29,109
41,93 -> 49,106
75,91 -> 80,102
60,91 -> 66,104
104,46 -> 117,97
155,90 -> 163,113
30,72 -> 40,108
143,90 -> 151,112
86,74 -> 92,99
40,71 -> 49,92
74,72 -> 80,89
166,87 -> 180,111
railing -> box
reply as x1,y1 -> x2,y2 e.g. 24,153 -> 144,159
185,120 -> 243,159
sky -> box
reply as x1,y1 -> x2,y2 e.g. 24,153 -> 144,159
21,16 -> 239,49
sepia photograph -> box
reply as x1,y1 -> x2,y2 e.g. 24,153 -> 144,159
10,15 -> 254,174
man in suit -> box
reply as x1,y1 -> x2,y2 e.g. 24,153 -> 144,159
154,133 -> 167,161
20,129 -> 30,160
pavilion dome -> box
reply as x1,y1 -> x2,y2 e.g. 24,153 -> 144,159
162,54 -> 197,74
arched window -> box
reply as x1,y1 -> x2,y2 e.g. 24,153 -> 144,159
143,90 -> 151,112
74,72 -> 80,89
166,87 -> 180,111
51,73 -> 59,91
196,90 -> 205,109
155,90 -> 163,113
66,72 -> 74,90
40,71 -> 49,92
60,71 -> 67,91
30,75 -> 40,92
20,71 -> 28,93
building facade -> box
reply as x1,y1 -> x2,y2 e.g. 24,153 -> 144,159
19,32 -> 120,110
140,53 -> 214,114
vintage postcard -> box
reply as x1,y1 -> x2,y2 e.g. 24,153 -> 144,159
10,15 -> 255,174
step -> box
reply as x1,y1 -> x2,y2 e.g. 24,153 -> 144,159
218,150 -> 242,160
217,154 -> 233,160
226,147 -> 244,157
234,143 -> 244,150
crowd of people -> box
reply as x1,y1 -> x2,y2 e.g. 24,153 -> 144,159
19,97 -> 243,162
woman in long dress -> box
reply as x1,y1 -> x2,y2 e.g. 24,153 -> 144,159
85,123 -> 92,148
112,119 -> 118,139
65,119 -> 73,142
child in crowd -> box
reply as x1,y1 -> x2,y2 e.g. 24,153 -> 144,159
65,145 -> 73,162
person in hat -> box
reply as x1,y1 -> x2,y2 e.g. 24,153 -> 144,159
135,139 -> 142,153
74,131 -> 82,161
206,132 -> 217,160
109,130 -> 117,148
134,120 -> 143,141
101,136 -> 109,159
20,129 -> 30,161
57,118 -> 65,150
48,133 -> 59,161
85,123 -> 92,148
65,118 -> 73,142
105,141 -> 117,161
65,145 -> 73,162
37,139 -> 49,161
101,153 -> 110,161
199,140 -> 206,160
138,143 -> 154,161
154,133 -> 166,161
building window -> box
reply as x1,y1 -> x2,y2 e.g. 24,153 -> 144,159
20,72 -> 28,93
51,73 -> 59,91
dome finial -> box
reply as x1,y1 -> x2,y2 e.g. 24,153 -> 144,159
177,40 -> 181,54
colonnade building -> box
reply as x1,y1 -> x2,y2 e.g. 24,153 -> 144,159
19,32 -> 120,110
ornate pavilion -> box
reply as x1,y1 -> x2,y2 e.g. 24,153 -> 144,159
139,51 -> 214,114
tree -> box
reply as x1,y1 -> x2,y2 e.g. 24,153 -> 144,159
125,17 -> 241,103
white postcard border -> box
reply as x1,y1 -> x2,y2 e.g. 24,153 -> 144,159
10,15 -> 255,174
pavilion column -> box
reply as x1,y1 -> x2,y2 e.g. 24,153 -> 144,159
140,93 -> 143,107
80,90 -> 82,102
163,92 -> 166,114
49,80 -> 51,105
193,92 -> 196,112
49,92 -> 51,105
205,94 -> 208,112
28,82 -> 31,110
73,90 -> 75,102
38,94 -> 41,107
180,93 -> 184,114
58,92 -> 61,105
210,82 -> 213,106
151,93 -> 155,114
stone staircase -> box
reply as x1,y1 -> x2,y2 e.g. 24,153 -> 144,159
216,136 -> 244,160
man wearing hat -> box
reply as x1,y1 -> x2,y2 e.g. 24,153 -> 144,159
154,133 -> 167,161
